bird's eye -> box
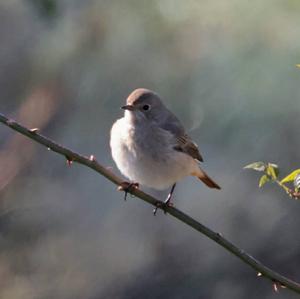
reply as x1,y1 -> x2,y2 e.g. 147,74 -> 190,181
142,104 -> 150,111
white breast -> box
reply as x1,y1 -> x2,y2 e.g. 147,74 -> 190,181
110,117 -> 198,190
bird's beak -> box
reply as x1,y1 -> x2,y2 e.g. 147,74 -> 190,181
121,105 -> 135,111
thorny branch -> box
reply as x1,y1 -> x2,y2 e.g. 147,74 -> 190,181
0,112 -> 300,295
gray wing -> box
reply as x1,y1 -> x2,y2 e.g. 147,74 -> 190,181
158,109 -> 204,162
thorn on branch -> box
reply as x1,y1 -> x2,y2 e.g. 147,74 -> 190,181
30,128 -> 39,133
65,156 -> 73,166
272,280 -> 286,292
273,282 -> 279,293
6,119 -> 15,126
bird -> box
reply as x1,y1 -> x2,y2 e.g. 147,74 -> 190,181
110,88 -> 220,211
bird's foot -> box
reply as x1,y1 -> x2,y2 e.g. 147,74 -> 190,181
153,183 -> 176,215
117,181 -> 139,201
153,198 -> 174,215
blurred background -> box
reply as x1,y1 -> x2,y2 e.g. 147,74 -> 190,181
0,1 -> 300,298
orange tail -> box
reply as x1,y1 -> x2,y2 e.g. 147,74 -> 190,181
193,169 -> 221,190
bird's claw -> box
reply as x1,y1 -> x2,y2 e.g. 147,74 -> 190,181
118,182 -> 139,201
153,200 -> 174,215
153,184 -> 176,215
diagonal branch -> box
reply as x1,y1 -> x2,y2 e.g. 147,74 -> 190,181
0,112 -> 299,294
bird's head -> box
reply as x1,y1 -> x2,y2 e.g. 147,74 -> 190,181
122,88 -> 166,123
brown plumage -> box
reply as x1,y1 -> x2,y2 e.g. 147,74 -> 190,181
174,134 -> 220,189
193,169 -> 221,189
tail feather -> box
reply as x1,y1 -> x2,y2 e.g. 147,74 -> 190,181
193,169 -> 221,190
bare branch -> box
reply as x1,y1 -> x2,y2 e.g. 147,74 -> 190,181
0,112 -> 299,294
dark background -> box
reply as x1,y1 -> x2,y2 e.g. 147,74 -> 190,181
0,1 -> 300,298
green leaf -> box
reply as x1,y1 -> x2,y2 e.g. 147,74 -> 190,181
280,169 -> 300,184
259,175 -> 270,188
266,163 -> 278,180
244,162 -> 266,172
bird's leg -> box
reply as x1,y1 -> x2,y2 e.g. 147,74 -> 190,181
118,181 -> 139,201
164,183 -> 176,206
153,183 -> 176,215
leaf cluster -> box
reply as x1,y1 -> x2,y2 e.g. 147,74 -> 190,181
244,162 -> 300,199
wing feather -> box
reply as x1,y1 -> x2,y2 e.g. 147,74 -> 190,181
156,108 -> 203,162
173,134 -> 203,162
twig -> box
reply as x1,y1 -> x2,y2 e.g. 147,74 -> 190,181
0,112 -> 299,294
